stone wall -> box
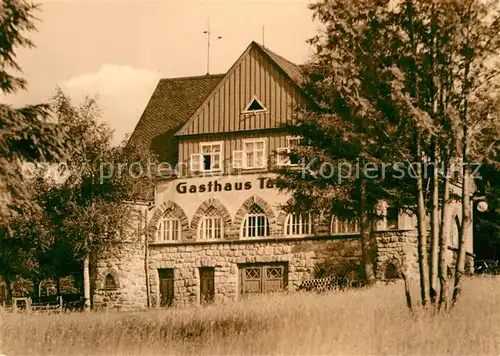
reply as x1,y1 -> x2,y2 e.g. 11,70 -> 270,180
93,241 -> 148,310
94,227 -> 461,310
374,230 -> 419,279
92,204 -> 149,311
448,247 -> 475,275
147,235 -> 362,307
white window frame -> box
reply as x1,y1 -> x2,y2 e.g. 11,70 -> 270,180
239,138 -> 267,169
241,96 -> 268,114
191,141 -> 223,173
198,210 -> 224,241
330,216 -> 360,235
156,217 -> 181,242
241,206 -> 269,239
232,150 -> 244,169
285,213 -> 312,237
277,136 -> 301,166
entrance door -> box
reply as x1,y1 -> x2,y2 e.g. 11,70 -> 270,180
240,263 -> 287,295
158,269 -> 174,307
199,267 -> 215,304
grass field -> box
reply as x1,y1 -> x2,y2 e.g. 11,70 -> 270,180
1,276 -> 499,355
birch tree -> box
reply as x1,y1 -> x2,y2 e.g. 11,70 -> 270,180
276,0 -> 500,310
45,90 -> 156,310
448,0 -> 500,306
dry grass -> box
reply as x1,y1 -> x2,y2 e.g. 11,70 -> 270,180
1,276 -> 500,355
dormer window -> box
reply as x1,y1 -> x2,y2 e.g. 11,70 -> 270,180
242,97 -> 267,113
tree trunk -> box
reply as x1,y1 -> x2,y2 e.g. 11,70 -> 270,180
6,278 -> 13,305
33,279 -> 40,302
144,208 -> 151,308
401,271 -> 413,313
360,179 -> 375,284
416,137 -> 430,307
452,163 -> 472,306
83,252 -> 91,311
406,0 -> 429,306
438,163 -> 452,311
56,277 -> 61,296
452,4 -> 473,307
429,143 -> 440,305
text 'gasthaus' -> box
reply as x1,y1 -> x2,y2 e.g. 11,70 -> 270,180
176,177 -> 275,194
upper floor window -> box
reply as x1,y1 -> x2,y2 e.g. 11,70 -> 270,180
285,213 -> 312,236
277,137 -> 300,166
234,139 -> 266,169
331,216 -> 360,234
198,207 -> 223,241
191,142 -> 223,173
242,204 -> 269,238
157,210 -> 181,242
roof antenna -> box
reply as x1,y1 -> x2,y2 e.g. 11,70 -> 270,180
203,18 -> 222,75
262,24 -> 265,47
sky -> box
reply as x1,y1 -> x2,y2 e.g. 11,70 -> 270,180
3,0 -> 319,145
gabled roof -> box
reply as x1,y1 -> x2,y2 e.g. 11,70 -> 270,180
255,42 -> 303,84
127,74 -> 223,163
175,41 -> 305,137
127,41 -> 306,156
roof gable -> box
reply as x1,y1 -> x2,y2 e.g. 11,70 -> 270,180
255,43 -> 303,84
127,74 -> 223,163
175,42 -> 305,137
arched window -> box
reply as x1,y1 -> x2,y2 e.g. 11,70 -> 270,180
285,213 -> 312,236
450,216 -> 460,246
157,209 -> 181,242
331,216 -> 360,234
384,264 -> 399,279
198,207 -> 223,240
104,274 -> 117,289
242,204 -> 269,238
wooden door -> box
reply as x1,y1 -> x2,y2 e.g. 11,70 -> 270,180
158,269 -> 174,307
263,265 -> 285,292
199,267 -> 215,304
241,266 -> 262,294
240,263 -> 287,295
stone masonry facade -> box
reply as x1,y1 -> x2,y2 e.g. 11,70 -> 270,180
93,227 -> 423,310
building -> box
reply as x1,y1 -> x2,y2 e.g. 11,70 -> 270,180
92,42 -> 473,310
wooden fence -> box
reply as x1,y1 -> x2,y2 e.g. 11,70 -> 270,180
6,295 -> 83,313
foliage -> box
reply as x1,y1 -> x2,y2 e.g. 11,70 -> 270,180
43,89 -> 156,260
2,89 -> 157,296
275,0 -> 500,308
0,0 -> 69,225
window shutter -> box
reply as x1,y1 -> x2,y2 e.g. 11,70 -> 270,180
190,153 -> 201,172
276,147 -> 290,166
233,150 -> 244,169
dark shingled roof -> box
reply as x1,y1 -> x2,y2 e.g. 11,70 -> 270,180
127,74 -> 223,164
